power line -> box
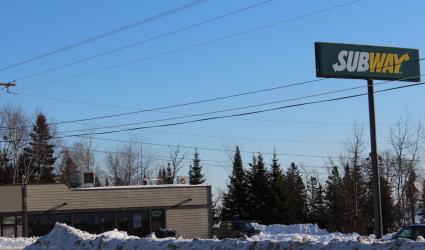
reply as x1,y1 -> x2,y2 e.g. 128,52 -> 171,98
56,144 -> 332,170
59,81 -> 425,138
0,0 -> 208,72
15,0 -> 360,91
19,79 -> 421,143
48,72 -> 425,135
13,0 -> 272,82
22,79 -> 326,125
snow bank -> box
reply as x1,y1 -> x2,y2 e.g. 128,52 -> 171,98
18,223 -> 425,250
0,236 -> 37,249
251,222 -> 329,235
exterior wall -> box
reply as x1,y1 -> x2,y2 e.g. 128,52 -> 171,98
166,208 -> 209,238
0,185 -> 21,213
0,184 -> 211,238
26,185 -> 208,212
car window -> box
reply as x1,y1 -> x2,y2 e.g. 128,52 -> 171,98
398,227 -> 414,239
414,227 -> 425,238
234,222 -> 254,231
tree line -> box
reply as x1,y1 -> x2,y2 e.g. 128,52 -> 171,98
0,104 -> 205,186
1,103 -> 425,235
219,120 -> 425,235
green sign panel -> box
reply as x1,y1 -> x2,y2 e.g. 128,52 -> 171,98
315,42 -> 420,82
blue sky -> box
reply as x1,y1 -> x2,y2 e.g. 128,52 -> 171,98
1,0 -> 424,193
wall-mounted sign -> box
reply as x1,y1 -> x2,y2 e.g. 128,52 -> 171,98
315,42 -> 420,82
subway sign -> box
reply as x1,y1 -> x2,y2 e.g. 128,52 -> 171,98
315,42 -> 420,82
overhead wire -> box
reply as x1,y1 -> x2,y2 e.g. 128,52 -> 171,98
13,0 -> 273,82
0,0 -> 209,72
14,0 -> 360,91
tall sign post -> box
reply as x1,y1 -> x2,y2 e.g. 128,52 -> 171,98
315,42 -> 421,238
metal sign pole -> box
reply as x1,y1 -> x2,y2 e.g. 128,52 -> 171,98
367,79 -> 383,238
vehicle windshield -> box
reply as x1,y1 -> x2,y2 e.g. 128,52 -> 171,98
397,227 -> 414,239
396,226 -> 425,240
233,222 -> 255,231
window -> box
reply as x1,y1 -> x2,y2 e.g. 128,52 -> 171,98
398,227 -> 414,239
83,173 -> 94,184
74,212 -> 114,234
1,216 -> 21,237
28,215 -> 49,236
150,209 -> 165,232
28,213 -> 71,237
117,210 -> 149,237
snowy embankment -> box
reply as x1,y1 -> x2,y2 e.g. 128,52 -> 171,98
0,237 -> 37,249
1,223 -> 425,249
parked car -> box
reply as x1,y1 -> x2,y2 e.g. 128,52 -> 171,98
213,221 -> 260,239
393,224 -> 425,240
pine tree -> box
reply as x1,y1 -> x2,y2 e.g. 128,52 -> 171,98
246,153 -> 269,223
307,176 -> 327,227
221,146 -> 249,220
380,175 -> 396,234
406,168 -> 418,224
189,149 -> 205,185
165,162 -> 173,184
419,180 -> 425,223
284,162 -> 307,224
266,152 -> 287,225
23,113 -> 56,183
58,149 -> 78,185
325,166 -> 344,232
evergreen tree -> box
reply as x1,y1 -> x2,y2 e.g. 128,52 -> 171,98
380,175 -> 396,234
419,180 -> 425,223
58,149 -> 78,186
284,162 -> 307,224
325,166 -> 344,232
406,168 -> 418,224
23,113 -> 56,183
246,153 -> 269,223
165,162 -> 173,184
189,148 -> 205,185
266,152 -> 287,224
221,146 -> 249,220
307,176 -> 327,228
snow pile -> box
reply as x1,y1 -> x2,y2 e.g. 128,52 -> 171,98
252,222 -> 329,235
0,236 -> 37,249
18,223 -> 425,250
251,222 -> 361,244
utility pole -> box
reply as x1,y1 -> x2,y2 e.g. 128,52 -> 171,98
367,79 -> 383,238
21,175 -> 28,237
0,81 -> 16,92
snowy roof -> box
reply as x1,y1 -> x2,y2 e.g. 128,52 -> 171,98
71,184 -> 209,191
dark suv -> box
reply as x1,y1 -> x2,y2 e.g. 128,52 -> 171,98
393,224 -> 425,240
214,221 -> 260,239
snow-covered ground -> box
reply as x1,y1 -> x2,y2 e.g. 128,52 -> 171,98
0,223 -> 424,249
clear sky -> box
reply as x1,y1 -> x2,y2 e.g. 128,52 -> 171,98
1,0 -> 424,193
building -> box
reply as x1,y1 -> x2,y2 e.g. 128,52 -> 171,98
0,184 -> 212,238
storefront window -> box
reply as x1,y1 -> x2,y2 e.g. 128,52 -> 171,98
150,209 -> 165,232
74,212 -> 114,234
117,210 -> 149,237
28,215 -> 49,236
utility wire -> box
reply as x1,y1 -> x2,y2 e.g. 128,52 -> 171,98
15,0 -> 360,91
23,79 -> 326,125
55,144 -> 332,170
58,81 -> 425,138
0,0 -> 208,72
13,0 -> 272,82
6,79 -> 417,143
48,72 -> 425,135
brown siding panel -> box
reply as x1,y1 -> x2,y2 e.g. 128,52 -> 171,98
166,208 -> 209,238
25,184 -> 208,212
0,185 -> 21,213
